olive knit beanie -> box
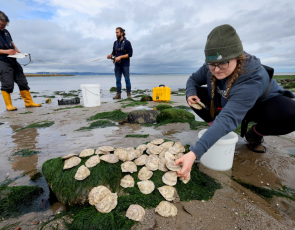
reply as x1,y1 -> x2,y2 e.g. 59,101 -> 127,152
204,24 -> 243,63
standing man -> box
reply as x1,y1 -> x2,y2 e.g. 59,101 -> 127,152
0,11 -> 41,111
107,27 -> 133,99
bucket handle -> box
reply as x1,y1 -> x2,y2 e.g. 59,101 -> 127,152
159,84 -> 165,87
82,86 -> 100,96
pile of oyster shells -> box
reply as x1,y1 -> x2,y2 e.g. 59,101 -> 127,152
62,139 -> 189,220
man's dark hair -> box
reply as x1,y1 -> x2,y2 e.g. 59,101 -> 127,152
116,27 -> 125,37
0,11 -> 9,23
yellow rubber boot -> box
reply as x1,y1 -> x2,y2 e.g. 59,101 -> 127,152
20,90 -> 42,107
1,91 -> 17,111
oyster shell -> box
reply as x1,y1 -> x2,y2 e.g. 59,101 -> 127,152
114,147 -> 126,157
173,142 -> 185,152
134,155 -> 148,166
160,141 -> 174,152
146,148 -> 151,155
62,153 -> 77,160
166,161 -> 182,172
85,155 -> 100,168
147,143 -> 156,150
88,186 -> 111,206
162,171 -> 177,186
98,146 -> 115,152
100,154 -> 119,163
137,180 -> 155,194
158,160 -> 169,172
95,193 -> 118,213
167,146 -> 180,155
79,149 -> 95,157
126,148 -> 137,161
63,157 -> 81,170
145,154 -> 159,171
134,149 -> 142,158
136,144 -> 148,152
158,185 -> 177,201
149,145 -> 163,155
74,165 -> 90,180
155,201 -> 177,217
120,175 -> 135,188
165,152 -> 176,162
180,174 -> 191,184
95,150 -> 110,155
191,103 -> 202,110
126,204 -> 145,221
118,149 -> 128,162
138,166 -> 153,180
175,152 -> 184,159
121,161 -> 137,173
150,139 -> 164,145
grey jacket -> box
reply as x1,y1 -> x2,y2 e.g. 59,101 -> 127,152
186,53 -> 294,159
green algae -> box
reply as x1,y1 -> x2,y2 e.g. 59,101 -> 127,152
54,105 -> 84,111
174,105 -> 191,110
121,100 -> 148,108
125,134 -> 149,138
87,110 -> 128,122
12,149 -> 41,157
76,120 -> 116,131
0,185 -> 43,219
156,104 -> 173,111
16,121 -> 54,131
140,95 -> 152,102
110,87 -> 117,92
19,111 -> 33,114
30,172 -> 43,182
0,221 -> 21,230
157,108 -> 195,122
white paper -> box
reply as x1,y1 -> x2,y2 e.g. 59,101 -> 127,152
7,52 -> 29,59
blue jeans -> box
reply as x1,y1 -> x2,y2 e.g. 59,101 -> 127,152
115,66 -> 131,93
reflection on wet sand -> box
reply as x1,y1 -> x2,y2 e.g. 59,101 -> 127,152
10,125 -> 39,178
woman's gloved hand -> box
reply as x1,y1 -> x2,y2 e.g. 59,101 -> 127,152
175,151 -> 196,180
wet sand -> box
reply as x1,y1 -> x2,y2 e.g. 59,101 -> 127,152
0,90 -> 295,229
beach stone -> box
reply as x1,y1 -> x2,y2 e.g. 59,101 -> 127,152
137,180 -> 155,194
155,201 -> 177,217
145,154 -> 159,171
74,165 -> 90,180
138,166 -> 153,180
95,193 -> 118,213
62,153 -> 77,160
100,154 -> 119,163
85,155 -> 100,168
121,161 -> 137,173
63,157 -> 81,170
89,186 -> 111,206
124,110 -> 160,124
134,155 -> 148,166
162,171 -> 177,186
126,204 -> 145,221
120,175 -> 135,188
79,149 -> 95,157
158,185 -> 177,201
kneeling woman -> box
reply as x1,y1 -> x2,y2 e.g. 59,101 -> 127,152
176,24 -> 295,179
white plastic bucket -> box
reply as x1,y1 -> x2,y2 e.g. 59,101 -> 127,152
198,129 -> 238,171
80,84 -> 101,107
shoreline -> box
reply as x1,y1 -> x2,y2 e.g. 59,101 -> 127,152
25,74 -> 74,77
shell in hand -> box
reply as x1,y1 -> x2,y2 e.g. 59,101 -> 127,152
158,185 -> 177,201
150,139 -> 165,145
63,157 -> 81,170
155,201 -> 177,217
134,155 -> 148,166
126,204 -> 145,221
62,153 -> 77,160
138,166 -> 153,180
180,174 -> 191,184
191,103 -> 202,110
166,161 -> 182,172
74,165 -> 90,180
98,146 -> 115,152
100,154 -> 119,164
121,161 -> 137,173
175,152 -> 184,160
85,155 -> 100,168
162,171 -> 177,186
120,175 -> 135,188
79,149 -> 95,157
145,154 -> 159,171
88,186 -> 111,206
137,180 -> 155,194
95,193 -> 118,213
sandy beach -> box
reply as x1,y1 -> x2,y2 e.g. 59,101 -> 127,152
0,83 -> 295,230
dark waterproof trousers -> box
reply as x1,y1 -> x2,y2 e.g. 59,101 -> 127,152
114,66 -> 131,93
0,59 -> 30,93
188,87 -> 295,136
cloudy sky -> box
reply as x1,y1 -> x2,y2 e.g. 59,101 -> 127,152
1,0 -> 295,73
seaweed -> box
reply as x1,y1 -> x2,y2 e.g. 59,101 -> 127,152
155,119 -> 208,130
16,121 -> 54,131
157,108 -> 195,122
39,95 -> 56,98
54,105 -> 84,111
0,221 -> 21,230
12,149 -> 41,157
110,87 -> 117,92
173,105 -> 191,110
156,104 -> 173,111
0,185 -> 43,219
87,110 -> 128,122
140,95 -> 152,102
30,172 -> 43,182
174,94 -> 186,96
76,120 -> 116,131
125,134 -> 149,138
19,111 -> 33,114
121,101 -> 148,108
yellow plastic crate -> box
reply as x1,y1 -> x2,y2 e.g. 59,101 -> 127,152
153,85 -> 171,102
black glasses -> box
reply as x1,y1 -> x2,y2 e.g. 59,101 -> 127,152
206,60 -> 231,70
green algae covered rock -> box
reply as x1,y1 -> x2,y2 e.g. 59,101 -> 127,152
156,108 -> 195,123
156,104 -> 173,111
120,110 -> 160,125
140,95 -> 152,102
